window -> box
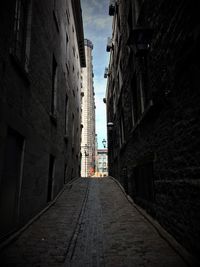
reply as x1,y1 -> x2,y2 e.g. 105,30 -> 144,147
53,0 -> 59,32
113,87 -> 116,114
72,114 -> 75,147
66,6 -> 70,24
64,95 -> 69,136
12,0 -> 32,71
117,13 -> 121,31
64,163 -> 68,184
120,112 -> 125,146
47,155 -> 55,202
138,65 -> 146,114
51,55 -> 58,117
131,74 -> 139,125
66,62 -> 69,75
133,161 -> 154,202
73,46 -> 75,57
66,33 -> 69,54
131,71 -> 149,126
128,2 -> 133,33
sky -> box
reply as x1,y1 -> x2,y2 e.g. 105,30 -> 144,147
81,0 -> 112,149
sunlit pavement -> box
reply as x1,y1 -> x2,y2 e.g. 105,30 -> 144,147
0,177 -> 193,266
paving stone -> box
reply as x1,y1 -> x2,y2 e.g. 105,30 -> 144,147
0,177 -> 191,266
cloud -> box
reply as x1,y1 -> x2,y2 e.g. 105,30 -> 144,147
84,17 -> 112,31
81,0 -> 107,15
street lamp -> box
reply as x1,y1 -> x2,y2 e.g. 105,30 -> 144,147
102,138 -> 106,148
84,144 -> 89,177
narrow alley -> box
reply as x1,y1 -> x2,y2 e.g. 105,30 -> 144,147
0,177 -> 194,267
0,1 -> 200,266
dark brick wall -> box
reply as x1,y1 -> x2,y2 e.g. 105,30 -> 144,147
0,0 -> 83,239
106,0 -> 200,258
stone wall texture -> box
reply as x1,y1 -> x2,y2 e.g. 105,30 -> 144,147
106,0 -> 200,258
0,0 -> 84,240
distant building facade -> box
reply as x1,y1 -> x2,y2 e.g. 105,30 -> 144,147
106,0 -> 200,258
0,0 -> 85,241
81,39 -> 96,177
95,149 -> 108,177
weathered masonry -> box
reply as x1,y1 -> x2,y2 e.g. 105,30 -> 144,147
0,0 -> 85,241
105,0 -> 200,258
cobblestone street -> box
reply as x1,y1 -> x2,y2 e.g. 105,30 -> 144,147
0,177 -> 195,267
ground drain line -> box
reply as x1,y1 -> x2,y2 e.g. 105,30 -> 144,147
64,179 -> 90,262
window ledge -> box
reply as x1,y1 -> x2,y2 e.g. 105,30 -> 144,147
9,52 -> 30,86
120,140 -> 128,153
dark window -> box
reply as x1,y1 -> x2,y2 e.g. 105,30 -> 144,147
131,72 -> 147,125
64,164 -> 68,184
120,112 -> 125,146
138,56 -> 148,113
47,155 -> 55,202
66,7 -> 70,24
64,95 -> 69,135
12,0 -> 32,70
117,14 -> 121,31
133,162 -> 154,202
128,2 -> 133,31
66,62 -> 69,75
73,46 -> 75,57
53,0 -> 59,32
72,114 -> 75,147
71,168 -> 74,180
131,74 -> 139,124
51,55 -> 58,116
66,33 -> 69,55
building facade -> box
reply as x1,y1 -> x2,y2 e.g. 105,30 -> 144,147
95,149 -> 108,177
106,0 -> 200,258
0,0 -> 85,241
81,39 -> 96,177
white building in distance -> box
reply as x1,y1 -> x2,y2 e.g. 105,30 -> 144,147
81,39 -> 96,177
95,149 -> 108,177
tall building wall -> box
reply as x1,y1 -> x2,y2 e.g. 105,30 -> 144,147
0,0 -> 85,241
81,39 -> 96,177
106,0 -> 200,258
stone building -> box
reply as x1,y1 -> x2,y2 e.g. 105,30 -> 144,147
0,0 -> 85,241
81,39 -> 96,177
95,149 -> 108,177
105,0 -> 200,258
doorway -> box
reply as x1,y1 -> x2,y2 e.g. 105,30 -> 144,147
0,128 -> 25,238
